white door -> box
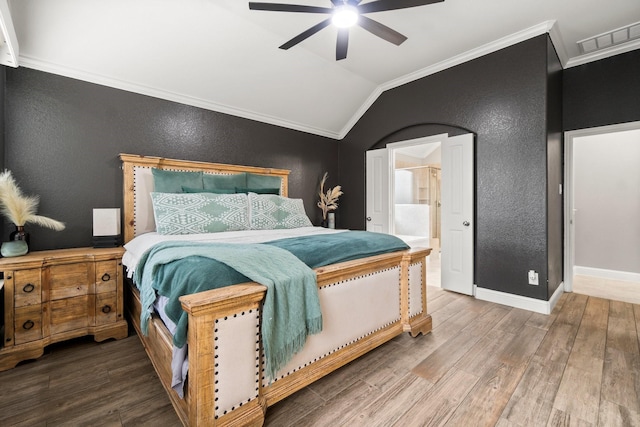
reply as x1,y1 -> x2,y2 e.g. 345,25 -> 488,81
365,148 -> 390,233
441,134 -> 474,295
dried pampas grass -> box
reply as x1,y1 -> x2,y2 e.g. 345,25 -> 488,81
0,170 -> 65,231
317,172 -> 343,220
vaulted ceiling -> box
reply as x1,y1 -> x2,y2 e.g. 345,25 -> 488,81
6,0 -> 640,139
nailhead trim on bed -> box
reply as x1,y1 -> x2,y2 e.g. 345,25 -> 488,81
213,308 -> 261,420
408,260 -> 425,318
261,267 -> 402,385
132,165 -> 285,237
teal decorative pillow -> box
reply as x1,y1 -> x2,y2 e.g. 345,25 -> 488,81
249,193 -> 312,230
151,192 -> 249,235
203,172 -> 247,191
235,187 -> 280,195
152,168 -> 203,193
246,173 -> 282,193
181,186 -> 235,194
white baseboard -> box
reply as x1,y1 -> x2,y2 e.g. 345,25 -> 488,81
474,283 -> 564,315
574,266 -> 640,283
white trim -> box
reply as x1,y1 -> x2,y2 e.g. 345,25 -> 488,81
474,283 -> 564,315
380,21 -> 556,94
565,39 -> 640,69
386,133 -> 448,150
564,120 -> 640,294
574,266 -> 640,283
338,21 -> 556,139
547,21 -> 569,67
563,132 -> 575,293
18,21 -> 556,141
17,55 -> 342,140
18,19 -> 635,140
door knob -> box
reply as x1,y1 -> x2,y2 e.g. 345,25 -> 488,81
463,221 -> 470,226
366,217 -> 372,221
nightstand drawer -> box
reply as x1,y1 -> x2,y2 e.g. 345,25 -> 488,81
13,269 -> 42,307
49,262 -> 91,300
50,295 -> 90,335
14,305 -> 43,345
95,260 -> 118,293
95,292 -> 118,325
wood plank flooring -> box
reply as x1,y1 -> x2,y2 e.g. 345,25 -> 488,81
1,287 -> 639,426
572,275 -> 640,305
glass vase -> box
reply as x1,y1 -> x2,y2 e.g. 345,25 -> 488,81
9,225 -> 30,247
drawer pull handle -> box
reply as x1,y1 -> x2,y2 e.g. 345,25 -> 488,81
23,283 -> 35,293
23,320 -> 35,330
101,273 -> 111,282
101,305 -> 112,314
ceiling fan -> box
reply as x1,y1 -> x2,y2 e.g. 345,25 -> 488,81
248,0 -> 444,60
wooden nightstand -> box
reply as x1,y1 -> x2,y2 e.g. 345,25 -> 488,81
0,247 -> 128,371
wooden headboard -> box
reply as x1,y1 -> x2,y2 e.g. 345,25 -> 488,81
119,153 -> 290,244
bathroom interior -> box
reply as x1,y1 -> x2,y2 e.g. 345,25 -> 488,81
392,142 -> 442,286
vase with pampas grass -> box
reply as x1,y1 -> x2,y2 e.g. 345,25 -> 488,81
0,170 -> 65,255
317,172 -> 343,227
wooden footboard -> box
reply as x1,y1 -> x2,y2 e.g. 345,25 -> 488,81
127,247 -> 431,426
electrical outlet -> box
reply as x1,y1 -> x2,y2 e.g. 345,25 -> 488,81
528,270 -> 539,285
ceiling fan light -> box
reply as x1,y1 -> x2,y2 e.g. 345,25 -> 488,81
332,5 -> 358,28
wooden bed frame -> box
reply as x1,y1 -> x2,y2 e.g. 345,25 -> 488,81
120,153 -> 432,426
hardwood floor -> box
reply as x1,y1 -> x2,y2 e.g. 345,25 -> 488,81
1,287 -> 638,426
573,275 -> 640,305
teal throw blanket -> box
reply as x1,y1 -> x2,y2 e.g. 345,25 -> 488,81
135,241 -> 322,381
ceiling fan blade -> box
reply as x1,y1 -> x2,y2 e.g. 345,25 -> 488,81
357,0 -> 444,14
336,28 -> 349,60
279,18 -> 332,50
249,2 -> 332,13
358,15 -> 407,46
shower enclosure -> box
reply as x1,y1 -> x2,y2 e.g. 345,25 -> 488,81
393,152 -> 441,248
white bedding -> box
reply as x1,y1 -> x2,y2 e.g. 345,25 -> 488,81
122,226 -> 347,277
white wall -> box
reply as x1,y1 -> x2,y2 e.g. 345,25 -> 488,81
574,129 -> 640,274
394,170 -> 414,204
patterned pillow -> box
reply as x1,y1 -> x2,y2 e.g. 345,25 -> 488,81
151,192 -> 249,235
249,193 -> 312,230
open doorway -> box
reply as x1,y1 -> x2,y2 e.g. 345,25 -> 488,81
391,141 -> 442,287
366,133 -> 474,294
392,143 -> 441,251
565,121 -> 640,304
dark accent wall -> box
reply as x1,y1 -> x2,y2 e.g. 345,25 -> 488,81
339,35 -> 562,301
4,68 -> 339,251
546,39 -> 564,298
564,49 -> 640,131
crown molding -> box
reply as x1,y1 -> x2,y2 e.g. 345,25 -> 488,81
17,20 -> 576,141
338,21 -> 556,139
564,38 -> 640,68
17,55 -> 342,140
547,21 -> 569,67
